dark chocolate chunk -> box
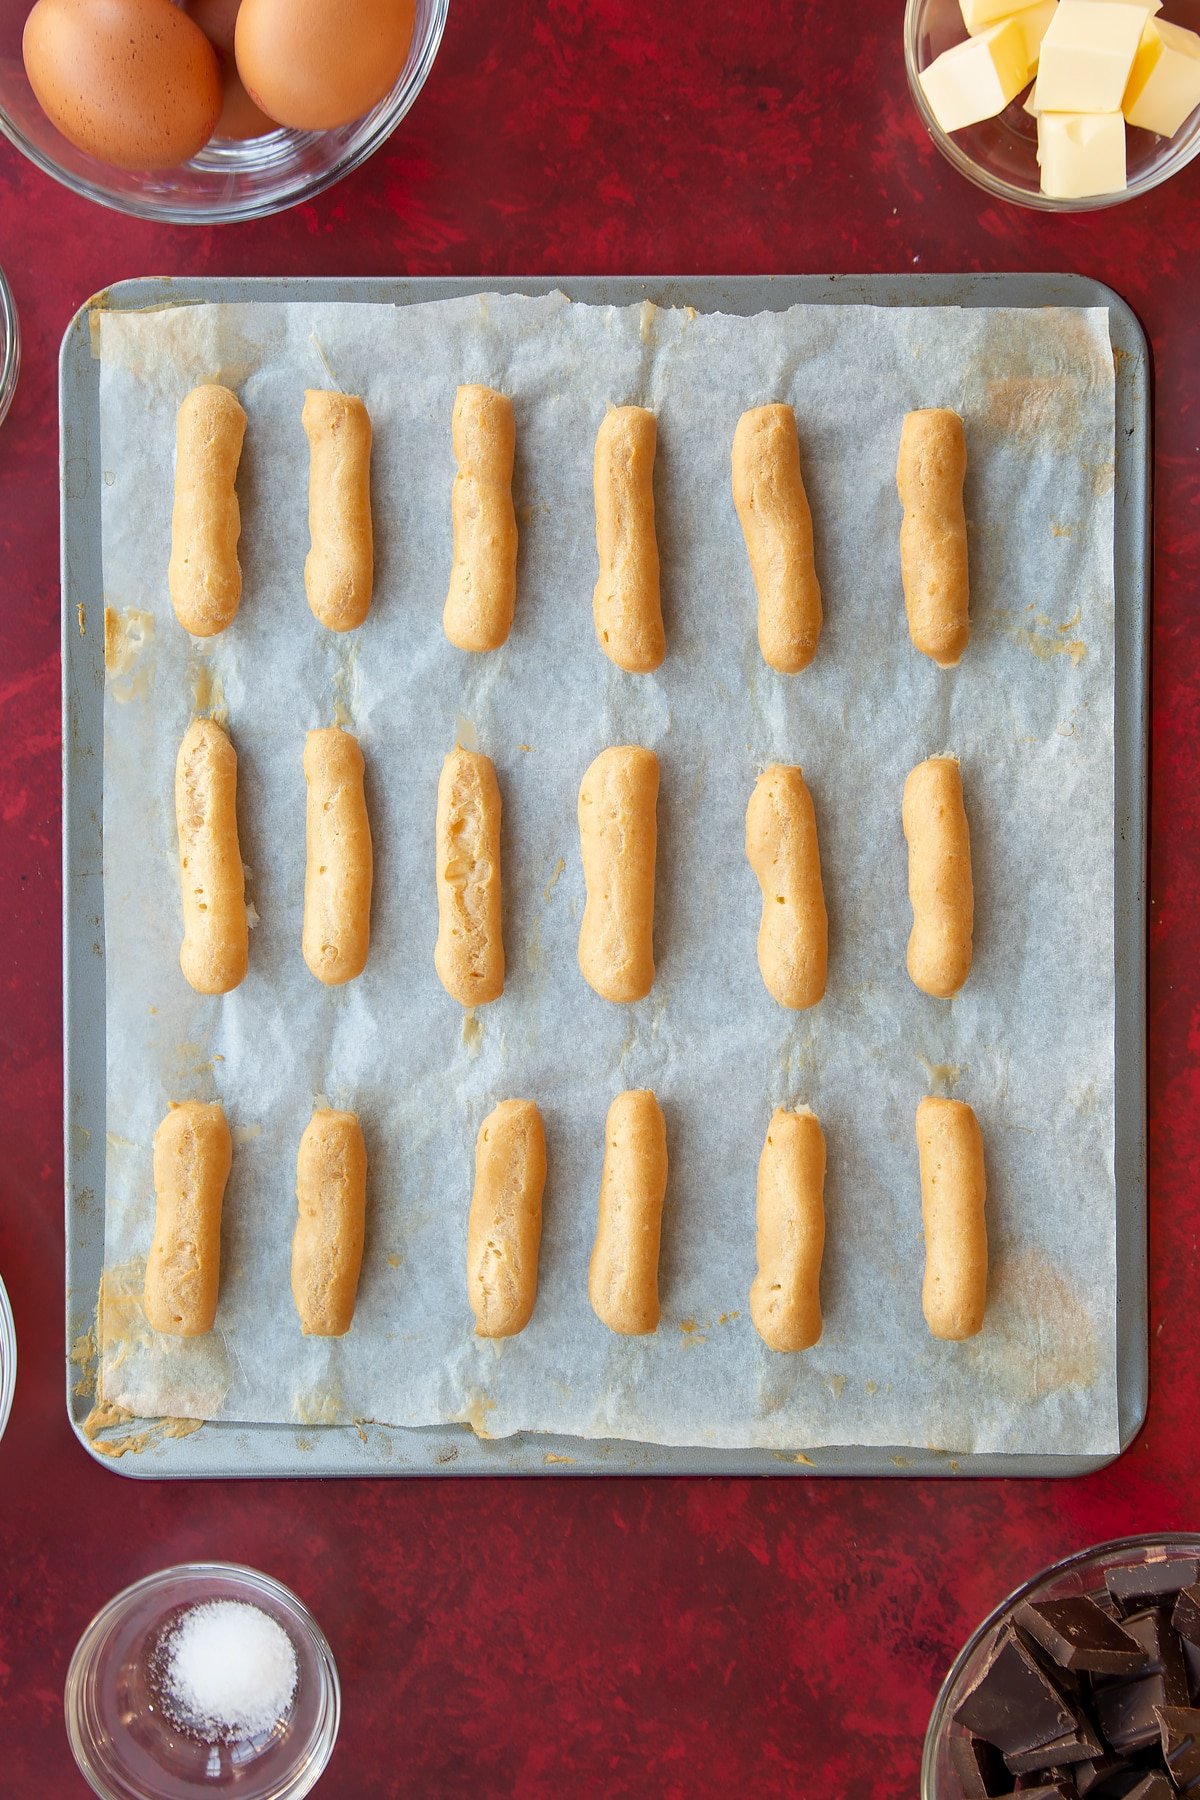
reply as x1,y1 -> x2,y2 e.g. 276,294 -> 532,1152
955,1628 -> 1081,1757
1121,1612 -> 1190,1708
1105,1562 -> 1200,1619
1016,1600 -> 1149,1676
1087,1776 -> 1164,1800
1005,1715 -> 1104,1774
1183,1639 -> 1200,1703
1174,1586 -> 1200,1651
1153,1703 -> 1200,1785
1010,1783 -> 1078,1797
1096,1674 -> 1176,1754
1121,1777 -> 1173,1800
952,1731 -> 1013,1797
1073,1755 -> 1128,1797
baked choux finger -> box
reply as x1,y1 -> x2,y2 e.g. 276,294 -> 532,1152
745,763 -> 827,1010
592,405 -> 665,673
303,726 -> 373,986
897,408 -> 970,667
903,755 -> 973,998
176,717 -> 248,996
577,745 -> 658,1003
466,1098 -> 547,1339
750,1107 -> 826,1352
144,1101 -> 232,1337
292,1108 -> 368,1337
303,389 -> 373,632
732,404 -> 822,673
589,1089 -> 668,1336
444,385 -> 519,652
168,384 -> 247,638
435,746 -> 505,1006
916,1096 -> 987,1341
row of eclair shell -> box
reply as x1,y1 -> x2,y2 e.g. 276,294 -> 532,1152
144,1088 -> 989,1354
168,382 -> 972,671
176,718 -> 976,1007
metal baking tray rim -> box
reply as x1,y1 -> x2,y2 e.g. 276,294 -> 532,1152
62,272 -> 1149,1479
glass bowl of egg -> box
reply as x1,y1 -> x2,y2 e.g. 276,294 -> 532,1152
0,0 -> 448,223
905,0 -> 1200,209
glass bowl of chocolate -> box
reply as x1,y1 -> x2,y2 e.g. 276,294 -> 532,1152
924,1535 -> 1200,1798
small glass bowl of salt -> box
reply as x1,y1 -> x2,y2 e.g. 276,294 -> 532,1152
65,1563 -> 339,1800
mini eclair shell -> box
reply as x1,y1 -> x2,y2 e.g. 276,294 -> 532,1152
466,1098 -> 547,1338
732,404 -> 822,673
444,385 -> 519,652
168,383 -> 247,638
144,1100 -> 232,1338
589,1089 -> 668,1336
592,406 -> 665,673
176,717 -> 248,996
292,1108 -> 368,1337
303,389 -> 373,632
577,745 -> 658,1003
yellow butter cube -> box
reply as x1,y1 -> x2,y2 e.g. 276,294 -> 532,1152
1037,109 -> 1127,195
959,0 -> 1045,31
1123,17 -> 1200,137
1037,2 -> 1147,112
1024,76 -> 1041,114
1087,0 -> 1160,9
1002,0 -> 1060,69
920,19 -> 1034,132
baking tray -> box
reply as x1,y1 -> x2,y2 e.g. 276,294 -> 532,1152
62,273 -> 1149,1479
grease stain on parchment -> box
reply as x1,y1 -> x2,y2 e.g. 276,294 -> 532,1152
456,1392 -> 496,1439
84,1405 -> 203,1459
188,655 -> 227,723
978,1249 -> 1100,1401
995,606 -> 1086,668
104,607 -> 155,702
983,375 -> 1081,456
332,645 -> 359,727
917,1053 -> 962,1093
293,1386 -> 345,1427
94,305 -> 267,393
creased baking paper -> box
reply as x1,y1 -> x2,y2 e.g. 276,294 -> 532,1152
96,292 -> 1118,1455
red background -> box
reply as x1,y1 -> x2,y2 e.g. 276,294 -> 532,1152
2,3 -> 1198,1794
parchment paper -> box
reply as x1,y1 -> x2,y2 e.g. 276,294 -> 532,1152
96,292 -> 1118,1455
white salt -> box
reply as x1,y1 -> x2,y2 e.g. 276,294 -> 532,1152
158,1599 -> 299,1742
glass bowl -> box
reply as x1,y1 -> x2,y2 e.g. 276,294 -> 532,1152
65,1563 -> 340,1800
0,264 -> 18,430
0,0 -> 448,223
0,1271 -> 15,1443
905,0 -> 1200,211
922,1532 -> 1200,1797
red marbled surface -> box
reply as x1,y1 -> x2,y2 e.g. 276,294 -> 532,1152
1,2 -> 1198,1794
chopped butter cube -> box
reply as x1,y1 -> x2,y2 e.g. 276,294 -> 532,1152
959,0 -> 1046,31
1001,0 -> 1060,69
1087,0 -> 1160,10
1123,17 -> 1200,137
920,20 -> 1033,133
1024,76 -> 1041,113
1037,1 -> 1147,112
1037,109 -> 1127,195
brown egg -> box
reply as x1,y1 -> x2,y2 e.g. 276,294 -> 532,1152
213,62 -> 278,140
188,0 -> 242,57
23,0 -> 222,171
235,0 -> 416,131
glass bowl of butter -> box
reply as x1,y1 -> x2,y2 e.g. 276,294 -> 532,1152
905,0 -> 1200,209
